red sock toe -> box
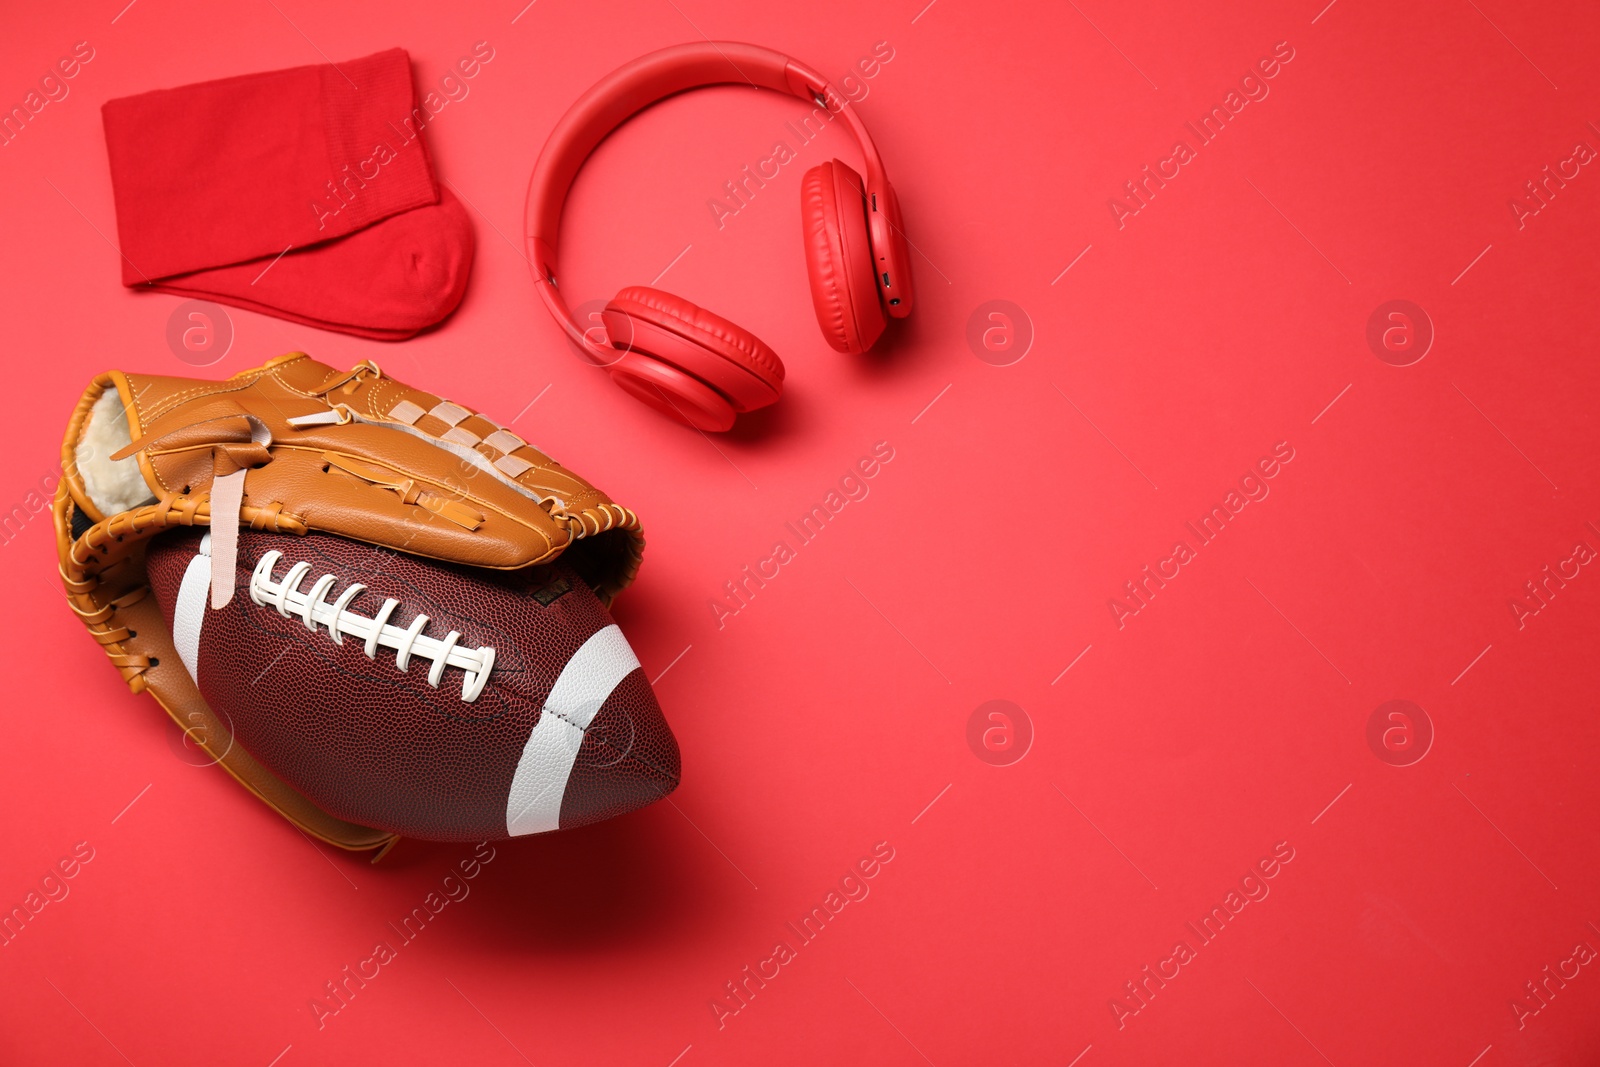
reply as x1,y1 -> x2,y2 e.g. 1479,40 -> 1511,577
151,188 -> 475,340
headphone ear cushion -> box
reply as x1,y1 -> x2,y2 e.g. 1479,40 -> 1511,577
609,286 -> 784,391
801,159 -> 887,354
603,286 -> 783,421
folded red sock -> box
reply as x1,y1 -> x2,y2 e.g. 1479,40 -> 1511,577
102,49 -> 473,339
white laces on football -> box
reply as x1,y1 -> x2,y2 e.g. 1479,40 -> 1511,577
248,550 -> 496,702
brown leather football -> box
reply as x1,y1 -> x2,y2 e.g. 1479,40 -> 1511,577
144,526 -> 680,841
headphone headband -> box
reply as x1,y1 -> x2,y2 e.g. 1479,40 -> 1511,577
524,42 -> 889,348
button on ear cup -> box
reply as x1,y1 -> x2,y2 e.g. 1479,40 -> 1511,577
867,179 -> 915,319
601,286 -> 784,429
801,160 -> 887,354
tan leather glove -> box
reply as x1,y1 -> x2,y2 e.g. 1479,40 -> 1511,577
54,353 -> 644,857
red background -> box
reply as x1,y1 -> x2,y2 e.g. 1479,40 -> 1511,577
4,1 -> 1600,1064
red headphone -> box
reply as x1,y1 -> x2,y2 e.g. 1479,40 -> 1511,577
524,42 -> 915,431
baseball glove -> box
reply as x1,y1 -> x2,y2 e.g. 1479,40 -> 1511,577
54,353 -> 644,857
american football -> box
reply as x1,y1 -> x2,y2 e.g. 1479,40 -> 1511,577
143,527 -> 680,841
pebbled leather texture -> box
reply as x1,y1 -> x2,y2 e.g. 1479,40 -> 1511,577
609,285 -> 785,387
800,160 -> 886,354
144,527 -> 680,841
561,669 -> 681,828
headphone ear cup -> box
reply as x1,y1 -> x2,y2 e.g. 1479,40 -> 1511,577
608,354 -> 740,432
800,159 -> 887,354
601,286 -> 784,431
